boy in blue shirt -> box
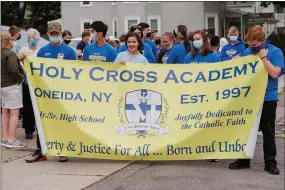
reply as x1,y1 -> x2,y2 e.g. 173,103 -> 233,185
229,25 -> 284,175
220,26 -> 245,61
25,22 -> 77,164
83,21 -> 117,62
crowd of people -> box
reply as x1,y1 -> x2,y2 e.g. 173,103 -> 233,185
1,20 -> 284,175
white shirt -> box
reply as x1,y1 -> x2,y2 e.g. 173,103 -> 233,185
114,51 -> 149,64
18,47 -> 39,57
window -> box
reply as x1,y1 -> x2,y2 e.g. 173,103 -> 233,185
124,16 -> 140,32
112,18 -> 118,37
148,16 -> 161,33
81,19 -> 92,34
205,14 -> 219,36
80,1 -> 92,7
112,1 -> 117,5
124,2 -> 139,4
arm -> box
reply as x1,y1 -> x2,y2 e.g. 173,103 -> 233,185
7,53 -> 24,83
165,48 -> 177,63
82,47 -> 89,61
144,45 -> 156,63
70,49 -> 78,60
184,53 -> 191,64
110,49 -> 118,62
220,48 -> 228,61
114,53 -> 121,63
259,49 -> 283,79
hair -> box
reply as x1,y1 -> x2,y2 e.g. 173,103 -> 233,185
173,25 -> 191,54
137,23 -> 149,31
125,32 -> 143,54
130,24 -> 143,38
191,30 -> 211,58
188,31 -> 194,41
27,28 -> 40,39
8,26 -> 20,37
82,31 -> 90,38
1,32 -> 11,49
163,32 -> 175,41
229,26 -> 239,33
108,39 -> 116,48
150,32 -> 157,41
210,35 -> 220,47
62,30 -> 72,38
90,21 -> 108,37
119,33 -> 127,43
246,25 -> 265,42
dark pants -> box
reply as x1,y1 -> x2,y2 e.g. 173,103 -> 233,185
239,101 -> 277,166
22,83 -> 36,134
37,132 -> 41,149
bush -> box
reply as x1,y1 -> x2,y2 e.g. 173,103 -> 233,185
267,32 -> 285,56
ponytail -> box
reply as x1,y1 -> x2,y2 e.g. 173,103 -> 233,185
184,38 -> 191,54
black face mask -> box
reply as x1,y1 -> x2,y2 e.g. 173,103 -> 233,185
17,34 -> 21,40
64,39 -> 71,44
155,39 -> 161,45
146,32 -> 151,38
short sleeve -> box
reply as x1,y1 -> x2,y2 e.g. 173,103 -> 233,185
114,53 -> 122,63
166,47 -> 177,63
269,49 -> 284,69
82,46 -> 89,61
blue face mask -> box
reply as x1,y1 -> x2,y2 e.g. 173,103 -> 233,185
193,40 -> 203,49
250,41 -> 269,55
229,35 -> 238,43
91,33 -> 98,44
49,36 -> 61,44
28,39 -> 38,47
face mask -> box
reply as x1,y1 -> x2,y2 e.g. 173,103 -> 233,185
146,32 -> 151,38
91,33 -> 98,44
120,42 -> 124,46
155,39 -> 161,45
229,35 -> 238,43
193,40 -> 203,49
64,39 -> 71,44
17,34 -> 21,40
49,36 -> 61,44
28,39 -> 38,47
250,41 -> 268,55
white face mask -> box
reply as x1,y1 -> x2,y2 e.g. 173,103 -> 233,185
120,42 -> 125,46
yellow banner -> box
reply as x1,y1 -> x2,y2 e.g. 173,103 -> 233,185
24,55 -> 267,160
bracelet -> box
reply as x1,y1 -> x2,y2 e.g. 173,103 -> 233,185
261,56 -> 267,60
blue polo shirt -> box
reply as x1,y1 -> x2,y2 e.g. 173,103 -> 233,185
184,51 -> 221,64
241,44 -> 284,101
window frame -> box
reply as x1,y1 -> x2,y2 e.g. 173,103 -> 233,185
205,14 -> 219,36
148,16 -> 161,33
80,1 -> 92,7
112,18 -> 119,37
124,16 -> 140,32
80,19 -> 93,34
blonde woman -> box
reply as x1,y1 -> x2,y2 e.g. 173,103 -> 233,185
1,32 -> 25,148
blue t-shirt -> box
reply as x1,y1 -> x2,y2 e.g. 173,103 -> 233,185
37,43 -> 77,60
83,43 -> 117,62
118,43 -> 156,63
241,44 -> 284,101
166,43 -> 188,64
220,39 -> 245,61
144,39 -> 158,61
184,51 -> 221,64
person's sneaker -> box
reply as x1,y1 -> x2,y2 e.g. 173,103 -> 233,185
229,160 -> 250,170
58,156 -> 68,162
25,133 -> 33,140
1,139 -> 8,147
5,140 -> 26,148
25,149 -> 47,163
209,159 -> 219,162
264,164 -> 280,175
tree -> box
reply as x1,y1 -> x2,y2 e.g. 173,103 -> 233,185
1,1 -> 61,34
267,32 -> 285,56
260,2 -> 285,8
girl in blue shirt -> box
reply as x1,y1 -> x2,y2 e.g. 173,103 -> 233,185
184,30 -> 220,64
165,25 -> 191,64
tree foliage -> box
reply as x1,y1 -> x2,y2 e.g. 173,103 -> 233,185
1,1 -> 61,34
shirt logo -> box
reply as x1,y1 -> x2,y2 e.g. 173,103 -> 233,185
226,49 -> 237,56
44,53 -> 51,57
89,55 -> 107,62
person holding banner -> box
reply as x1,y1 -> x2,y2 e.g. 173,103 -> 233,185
220,26 -> 245,61
18,28 -> 41,140
184,30 -> 220,64
118,25 -> 156,63
83,21 -> 117,62
166,25 -> 191,64
114,32 -> 148,64
25,22 -> 77,163
229,25 -> 284,175
1,32 -> 25,148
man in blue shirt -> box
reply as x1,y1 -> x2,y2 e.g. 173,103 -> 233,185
229,25 -> 284,175
25,22 -> 77,164
83,21 -> 117,62
220,26 -> 245,61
